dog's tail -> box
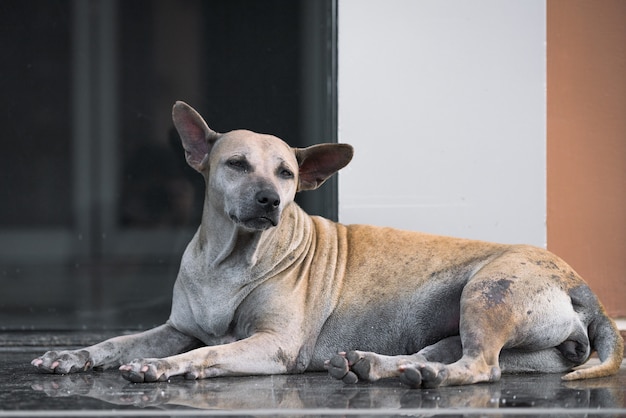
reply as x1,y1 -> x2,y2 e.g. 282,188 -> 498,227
562,311 -> 623,381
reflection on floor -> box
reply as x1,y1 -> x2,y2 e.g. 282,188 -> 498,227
1,348 -> 624,417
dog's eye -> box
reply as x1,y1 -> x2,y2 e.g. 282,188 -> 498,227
227,159 -> 249,172
279,168 -> 294,179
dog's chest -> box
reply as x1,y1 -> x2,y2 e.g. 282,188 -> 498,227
170,266 -> 257,343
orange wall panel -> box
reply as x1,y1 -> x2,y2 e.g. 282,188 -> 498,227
547,0 -> 626,316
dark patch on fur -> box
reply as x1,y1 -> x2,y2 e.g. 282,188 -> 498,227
481,278 -> 512,308
568,284 -> 597,311
274,347 -> 296,371
533,259 -> 560,270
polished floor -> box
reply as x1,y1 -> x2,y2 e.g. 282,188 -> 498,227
0,342 -> 624,417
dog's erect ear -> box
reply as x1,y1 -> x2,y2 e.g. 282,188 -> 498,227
295,143 -> 354,191
172,101 -> 220,172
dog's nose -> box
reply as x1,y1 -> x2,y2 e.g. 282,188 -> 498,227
255,190 -> 280,210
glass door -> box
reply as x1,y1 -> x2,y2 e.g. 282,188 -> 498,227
0,0 -> 337,332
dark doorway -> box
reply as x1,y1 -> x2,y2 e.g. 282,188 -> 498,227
0,0 -> 337,331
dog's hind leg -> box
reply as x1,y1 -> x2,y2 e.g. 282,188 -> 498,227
325,336 -> 465,385
398,275 -> 518,388
398,343 -> 504,388
416,335 -> 464,363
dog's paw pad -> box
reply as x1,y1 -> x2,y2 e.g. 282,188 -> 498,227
122,370 -> 147,383
342,371 -> 359,384
184,372 -> 199,380
327,354 -> 350,381
346,352 -> 371,379
419,364 -> 447,388
399,365 -> 422,388
345,351 -> 361,364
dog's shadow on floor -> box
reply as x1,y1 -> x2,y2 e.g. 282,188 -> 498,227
30,370 -> 623,411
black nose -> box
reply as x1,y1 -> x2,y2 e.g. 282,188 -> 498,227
255,190 -> 280,210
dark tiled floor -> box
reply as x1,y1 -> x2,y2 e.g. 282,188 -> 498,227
1,347 -> 625,417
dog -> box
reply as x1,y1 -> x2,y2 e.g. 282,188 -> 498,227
32,101 -> 623,388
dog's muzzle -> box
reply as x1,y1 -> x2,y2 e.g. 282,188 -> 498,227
231,189 -> 281,231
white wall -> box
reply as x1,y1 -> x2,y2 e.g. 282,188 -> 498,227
337,0 -> 547,246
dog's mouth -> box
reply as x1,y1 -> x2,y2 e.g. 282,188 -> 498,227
230,214 -> 278,231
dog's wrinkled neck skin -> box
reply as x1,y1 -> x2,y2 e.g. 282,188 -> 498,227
172,200 -> 313,340
197,198 -> 308,270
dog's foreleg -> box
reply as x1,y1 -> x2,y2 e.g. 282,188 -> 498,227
32,324 -> 200,374
119,332 -> 299,383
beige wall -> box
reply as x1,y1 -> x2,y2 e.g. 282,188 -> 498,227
338,0 -> 547,246
547,0 -> 626,317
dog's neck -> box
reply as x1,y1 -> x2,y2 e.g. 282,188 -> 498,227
198,202 -> 312,273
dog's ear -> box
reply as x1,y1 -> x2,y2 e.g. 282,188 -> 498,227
295,144 -> 354,191
172,101 -> 220,172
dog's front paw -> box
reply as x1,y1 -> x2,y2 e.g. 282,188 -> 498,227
32,350 -> 93,374
119,358 -> 173,383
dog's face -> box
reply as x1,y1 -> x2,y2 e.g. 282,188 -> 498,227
207,131 -> 299,231
171,101 -> 354,232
